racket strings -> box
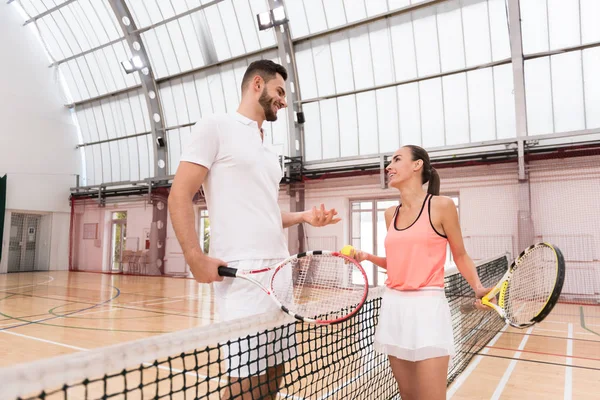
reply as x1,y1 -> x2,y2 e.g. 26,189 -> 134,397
271,255 -> 368,320
292,258 -> 309,305
506,246 -> 557,325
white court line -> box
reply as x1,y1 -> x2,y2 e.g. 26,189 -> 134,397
1,330 -> 86,351
490,327 -> 534,400
533,327 -> 569,333
534,327 -> 595,336
446,324 -> 508,399
0,330 -> 229,385
0,276 -> 55,292
565,323 -> 573,400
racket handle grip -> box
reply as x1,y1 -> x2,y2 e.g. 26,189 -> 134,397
218,266 -> 237,277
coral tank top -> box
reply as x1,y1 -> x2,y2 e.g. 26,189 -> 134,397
384,194 -> 448,290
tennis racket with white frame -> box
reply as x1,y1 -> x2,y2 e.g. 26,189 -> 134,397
218,250 -> 369,325
460,242 -> 566,328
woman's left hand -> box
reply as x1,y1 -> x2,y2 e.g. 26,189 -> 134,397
473,286 -> 494,311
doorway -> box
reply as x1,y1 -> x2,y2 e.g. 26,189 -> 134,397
110,211 -> 127,272
8,213 -> 41,272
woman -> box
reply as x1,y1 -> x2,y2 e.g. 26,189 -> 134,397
351,145 -> 490,400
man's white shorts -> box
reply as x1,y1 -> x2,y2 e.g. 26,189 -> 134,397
212,258 -> 297,378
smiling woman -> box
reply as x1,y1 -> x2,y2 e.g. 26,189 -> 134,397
387,145 -> 441,196
350,144 -> 491,400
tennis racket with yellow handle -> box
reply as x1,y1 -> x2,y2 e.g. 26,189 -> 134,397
460,242 -> 565,328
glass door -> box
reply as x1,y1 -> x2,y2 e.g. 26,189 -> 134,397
110,212 -> 127,272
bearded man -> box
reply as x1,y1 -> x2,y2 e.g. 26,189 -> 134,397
168,59 -> 340,399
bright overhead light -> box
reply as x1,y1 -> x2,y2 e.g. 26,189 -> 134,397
121,56 -> 146,74
131,55 -> 144,69
257,12 -> 271,27
121,60 -> 135,73
272,6 -> 286,23
256,6 -> 288,31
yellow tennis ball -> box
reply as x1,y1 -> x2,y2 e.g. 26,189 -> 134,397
340,245 -> 355,257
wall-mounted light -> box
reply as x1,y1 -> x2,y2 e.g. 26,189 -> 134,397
120,56 -> 145,74
257,5 -> 288,31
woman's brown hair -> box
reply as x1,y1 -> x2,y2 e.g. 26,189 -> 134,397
404,145 -> 440,195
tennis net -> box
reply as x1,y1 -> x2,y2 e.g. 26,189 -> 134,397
2,254 -> 508,400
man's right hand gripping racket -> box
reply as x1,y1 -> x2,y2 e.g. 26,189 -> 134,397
461,242 -> 566,328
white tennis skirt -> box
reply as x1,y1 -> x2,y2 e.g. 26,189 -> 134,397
374,286 -> 455,362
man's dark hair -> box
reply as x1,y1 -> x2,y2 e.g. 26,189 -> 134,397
241,60 -> 288,92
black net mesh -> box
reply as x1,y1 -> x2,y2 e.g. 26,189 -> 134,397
5,255 -> 508,400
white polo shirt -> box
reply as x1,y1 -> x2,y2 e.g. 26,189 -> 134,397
179,112 -> 289,263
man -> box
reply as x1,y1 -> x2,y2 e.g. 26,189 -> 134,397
168,59 -> 340,399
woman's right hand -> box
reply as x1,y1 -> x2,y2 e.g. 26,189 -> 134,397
352,249 -> 370,263
350,249 -> 387,270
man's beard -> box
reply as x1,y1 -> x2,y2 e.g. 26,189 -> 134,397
259,88 -> 278,122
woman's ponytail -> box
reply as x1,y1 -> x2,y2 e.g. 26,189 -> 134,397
427,167 -> 440,195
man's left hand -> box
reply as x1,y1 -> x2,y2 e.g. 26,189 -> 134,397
302,204 -> 341,227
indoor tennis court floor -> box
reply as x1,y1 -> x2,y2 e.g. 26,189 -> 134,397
1,271 -> 599,399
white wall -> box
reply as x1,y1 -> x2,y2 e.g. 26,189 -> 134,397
72,206 -> 102,271
49,213 -> 71,271
35,214 -> 52,271
0,4 -> 81,272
